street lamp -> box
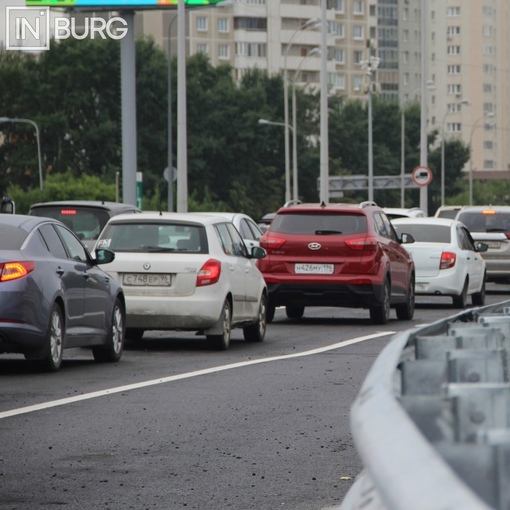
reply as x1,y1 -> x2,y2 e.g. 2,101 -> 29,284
469,113 -> 495,205
0,117 -> 43,190
167,0 -> 232,212
283,18 -> 321,203
441,98 -> 470,206
360,52 -> 380,202
291,47 -> 320,202
400,81 -> 435,207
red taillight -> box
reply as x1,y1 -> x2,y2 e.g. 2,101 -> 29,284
345,237 -> 379,251
0,261 -> 35,282
505,233 -> 510,240
440,252 -> 456,270
196,259 -> 221,287
260,236 -> 286,250
61,209 -> 77,215
347,278 -> 372,285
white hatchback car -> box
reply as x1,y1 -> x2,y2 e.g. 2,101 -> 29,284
392,217 -> 488,308
383,207 -> 427,220
95,212 -> 268,349
201,212 -> 263,251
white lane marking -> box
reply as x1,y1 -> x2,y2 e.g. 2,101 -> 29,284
0,331 -> 393,420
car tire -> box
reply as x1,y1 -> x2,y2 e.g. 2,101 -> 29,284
39,303 -> 64,372
370,278 -> 390,325
243,293 -> 267,343
126,328 -> 144,341
395,276 -> 415,320
266,304 -> 276,323
207,299 -> 232,350
93,298 -> 125,362
471,275 -> 486,306
452,278 -> 468,308
286,305 -> 304,320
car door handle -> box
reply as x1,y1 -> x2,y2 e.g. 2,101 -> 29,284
56,268 -> 64,276
81,272 -> 90,280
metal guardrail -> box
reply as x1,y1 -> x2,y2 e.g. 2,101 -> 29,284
339,300 -> 510,510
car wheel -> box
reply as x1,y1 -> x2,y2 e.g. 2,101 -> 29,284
471,275 -> 486,306
207,299 -> 232,350
370,278 -> 390,325
39,303 -> 64,372
243,293 -> 267,342
286,305 -> 304,320
396,276 -> 415,320
452,278 -> 468,308
93,298 -> 125,362
266,304 -> 276,323
126,328 -> 144,341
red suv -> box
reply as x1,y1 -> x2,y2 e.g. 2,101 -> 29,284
256,201 -> 416,324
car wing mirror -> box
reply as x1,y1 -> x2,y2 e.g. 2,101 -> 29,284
400,233 -> 415,244
250,246 -> 267,259
94,248 -> 116,265
1,195 -> 15,214
476,241 -> 488,253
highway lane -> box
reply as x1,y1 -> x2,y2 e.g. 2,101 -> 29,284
1,285 -> 509,509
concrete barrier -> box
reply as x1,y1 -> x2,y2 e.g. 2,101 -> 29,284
339,301 -> 510,510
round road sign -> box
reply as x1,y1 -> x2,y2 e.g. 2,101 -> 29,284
412,166 -> 433,187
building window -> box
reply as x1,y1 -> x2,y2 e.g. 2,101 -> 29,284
484,141 -> 494,150
447,64 -> 461,74
447,123 -> 462,132
218,18 -> 229,33
483,45 -> 494,56
218,44 -> 229,59
403,29 -> 409,42
328,73 -> 345,90
403,51 -> 409,64
353,26 -> 364,40
447,26 -> 461,36
353,76 -> 363,91
328,21 -> 344,37
447,84 -> 462,95
484,160 -> 495,169
328,0 -> 344,11
447,7 -> 461,16
197,43 -> 208,54
196,17 -> 207,31
334,49 -> 344,63
235,42 -> 266,57
483,83 -> 493,93
353,50 -> 363,64
233,17 -> 267,30
353,0 -> 363,15
447,45 -> 461,55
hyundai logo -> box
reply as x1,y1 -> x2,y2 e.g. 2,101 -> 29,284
308,243 -> 321,250
143,263 -> 151,270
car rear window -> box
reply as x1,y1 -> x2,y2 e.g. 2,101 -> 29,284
0,225 -> 28,250
393,224 -> 451,243
29,206 -> 110,243
457,211 -> 510,233
97,223 -> 208,253
270,213 -> 367,235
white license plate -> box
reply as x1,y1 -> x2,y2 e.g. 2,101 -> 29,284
416,283 -> 428,291
295,263 -> 334,274
486,241 -> 501,249
123,273 -> 171,286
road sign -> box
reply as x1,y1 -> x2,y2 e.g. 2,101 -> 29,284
412,166 -> 433,187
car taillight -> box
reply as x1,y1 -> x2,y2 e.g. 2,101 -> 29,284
260,236 -> 286,250
440,252 -> 456,270
0,261 -> 35,282
345,237 -> 379,251
196,259 -> 221,287
505,233 -> 510,240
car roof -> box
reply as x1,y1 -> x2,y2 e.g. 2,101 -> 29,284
0,213 -> 59,230
457,205 -> 510,212
391,217 -> 459,227
275,202 -> 381,214
29,200 -> 140,213
106,211 -> 231,226
383,207 -> 426,215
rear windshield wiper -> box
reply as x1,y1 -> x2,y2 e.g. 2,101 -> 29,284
315,230 -> 343,235
141,246 -> 176,252
486,228 -> 506,232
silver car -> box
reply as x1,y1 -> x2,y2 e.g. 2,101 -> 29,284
456,205 -> 510,283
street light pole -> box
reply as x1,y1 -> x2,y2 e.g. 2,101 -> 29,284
441,98 -> 470,206
0,117 -> 43,190
469,113 -> 495,205
291,48 -> 320,202
283,18 -> 320,204
360,50 -> 380,203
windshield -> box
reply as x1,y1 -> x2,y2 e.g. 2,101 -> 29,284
457,211 -> 510,233
393,224 -> 451,243
29,206 -> 110,243
97,223 -> 208,253
270,213 -> 367,235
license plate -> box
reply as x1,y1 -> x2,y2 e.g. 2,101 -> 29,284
416,283 -> 428,291
486,241 -> 501,249
295,263 -> 334,274
123,273 -> 171,286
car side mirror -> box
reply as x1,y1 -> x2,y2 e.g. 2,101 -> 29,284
400,233 -> 415,244
250,246 -> 267,259
476,242 -> 488,253
1,196 -> 15,214
94,248 -> 116,265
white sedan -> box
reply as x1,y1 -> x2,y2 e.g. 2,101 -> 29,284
95,212 -> 268,349
391,218 -> 487,308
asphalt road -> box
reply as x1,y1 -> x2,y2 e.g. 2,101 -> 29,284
1,285 -> 509,510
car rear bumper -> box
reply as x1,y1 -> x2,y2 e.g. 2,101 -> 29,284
0,323 -> 46,355
266,282 -> 385,309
